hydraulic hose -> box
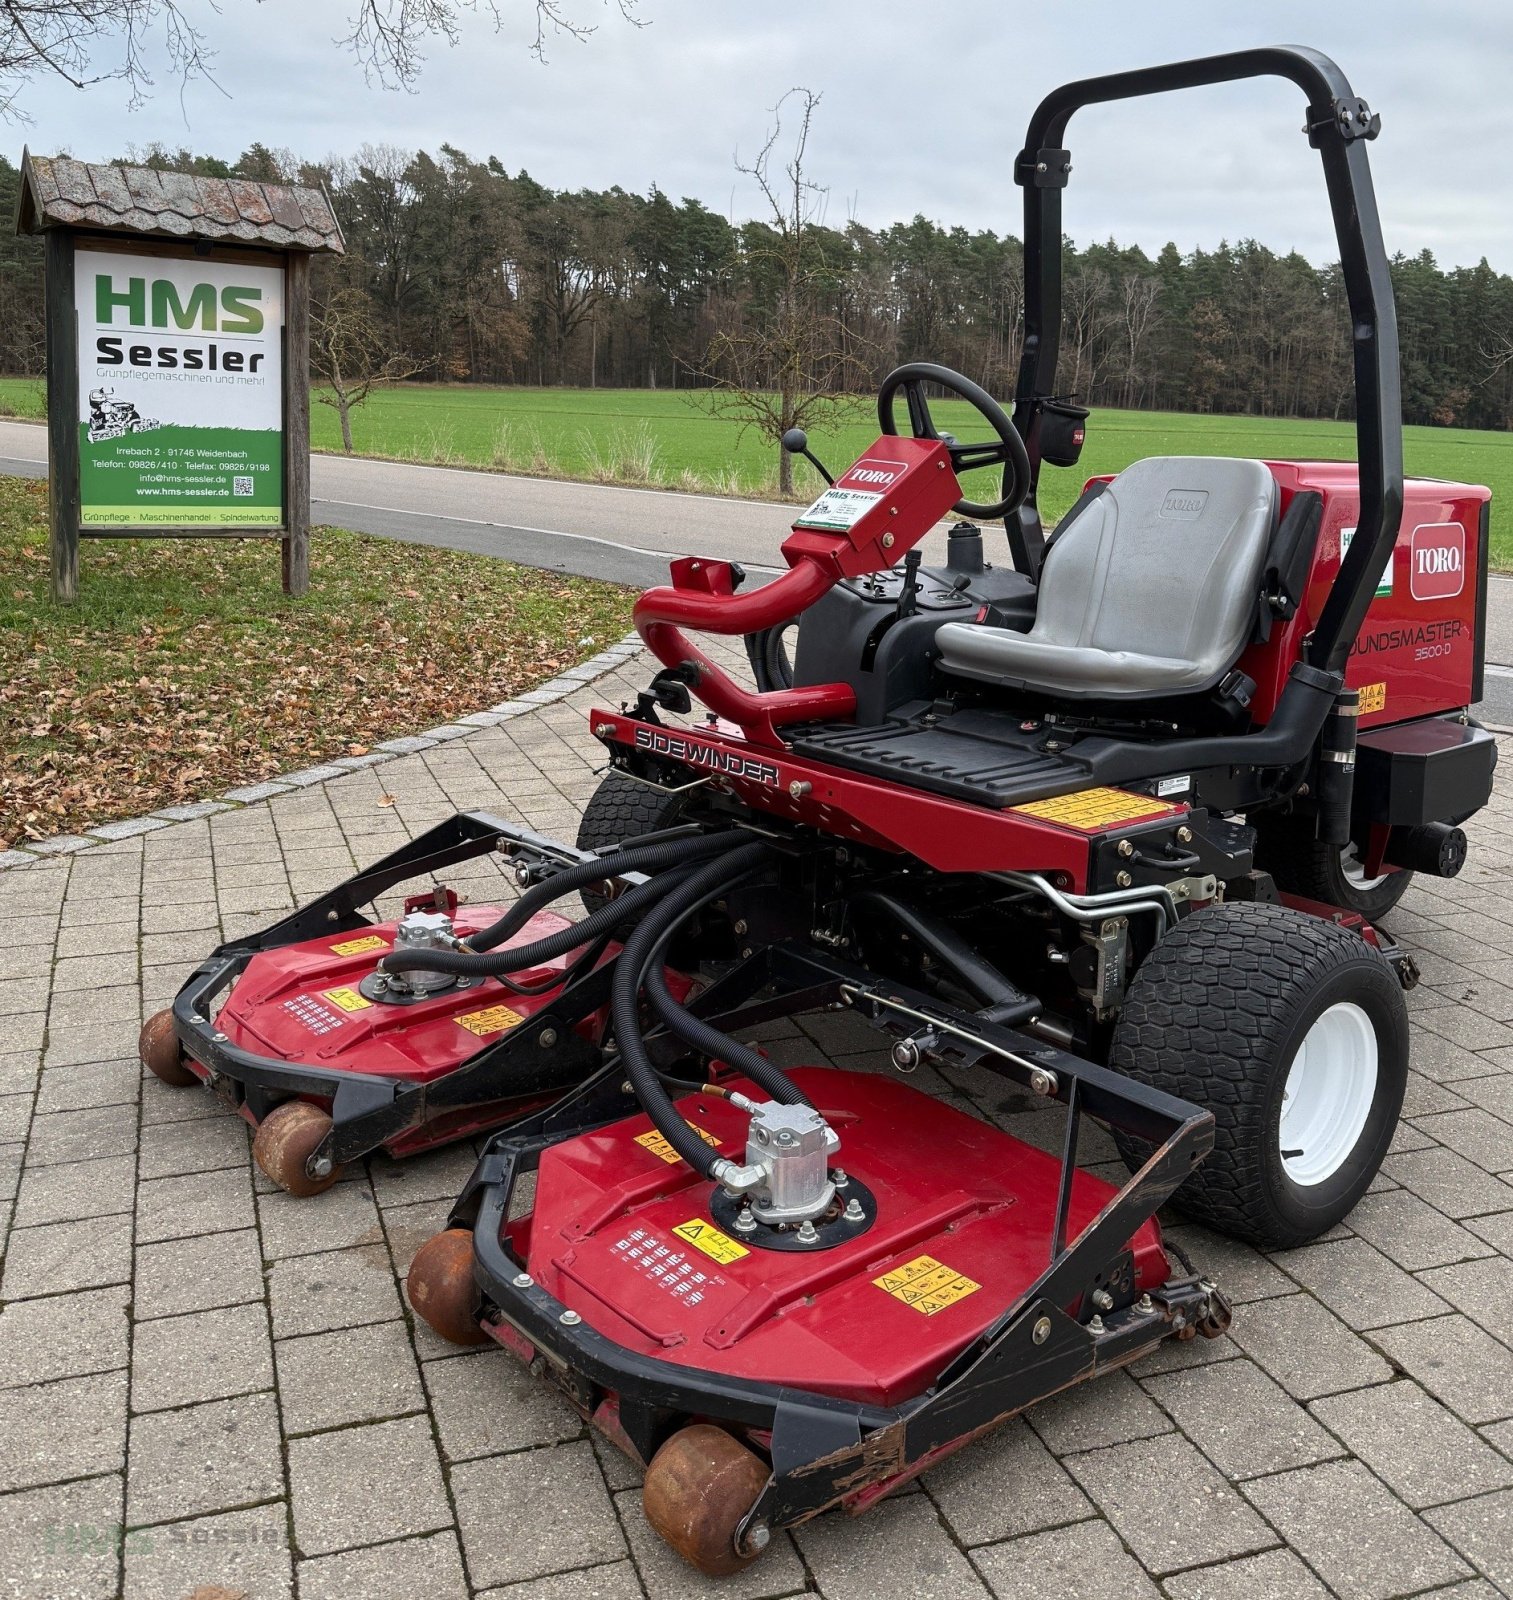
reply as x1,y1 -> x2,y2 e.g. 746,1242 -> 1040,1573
612,840 -> 773,1178
380,859 -> 707,979
467,829 -> 735,952
642,935 -> 810,1105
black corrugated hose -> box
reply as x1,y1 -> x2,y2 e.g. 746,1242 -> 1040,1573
611,839 -> 782,1177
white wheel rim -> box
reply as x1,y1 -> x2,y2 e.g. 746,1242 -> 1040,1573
1279,1002 -> 1379,1187
1341,842 -> 1389,892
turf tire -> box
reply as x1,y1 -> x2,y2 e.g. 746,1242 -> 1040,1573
1252,810 -> 1412,919
575,770 -> 691,913
1109,902 -> 1408,1249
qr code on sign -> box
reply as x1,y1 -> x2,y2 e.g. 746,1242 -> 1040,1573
232,476 -> 253,497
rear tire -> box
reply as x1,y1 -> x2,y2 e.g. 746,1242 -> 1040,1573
1253,810 -> 1412,919
1110,902 -> 1408,1249
576,771 -> 690,913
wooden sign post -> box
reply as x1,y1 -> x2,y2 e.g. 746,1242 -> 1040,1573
16,154 -> 344,602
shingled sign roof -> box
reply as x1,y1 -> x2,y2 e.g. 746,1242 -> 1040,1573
14,150 -> 345,253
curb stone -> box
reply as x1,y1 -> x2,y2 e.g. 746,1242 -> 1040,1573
1,630 -> 645,873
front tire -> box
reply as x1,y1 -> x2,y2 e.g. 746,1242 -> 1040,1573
1110,902 -> 1408,1248
1253,810 -> 1412,919
576,771 -> 690,913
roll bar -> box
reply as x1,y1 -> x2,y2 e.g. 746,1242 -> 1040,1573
1010,45 -> 1403,676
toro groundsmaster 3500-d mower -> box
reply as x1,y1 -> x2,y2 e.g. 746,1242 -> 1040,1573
146,46 -> 1496,1571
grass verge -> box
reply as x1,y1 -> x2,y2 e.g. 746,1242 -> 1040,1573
0,474 -> 633,850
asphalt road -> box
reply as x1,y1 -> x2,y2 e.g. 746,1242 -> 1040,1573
6,415 -> 1512,724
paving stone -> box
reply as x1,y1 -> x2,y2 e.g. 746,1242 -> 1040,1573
0,1369 -> 127,1491
275,1320 -> 425,1434
1242,1459 -> 1468,1600
1427,1488 -> 1513,1593
25,1103 -> 137,1166
614,1486 -> 805,1600
368,1139 -> 484,1209
1345,1188 -> 1497,1271
0,1472 -> 124,1600
136,1112 -> 250,1180
422,1344 -> 582,1460
1028,1368 -> 1172,1455
1414,1107 -> 1513,1172
123,1502 -> 292,1599
297,1528 -> 470,1600
136,1164 -> 254,1243
1227,1292 -> 1393,1400
1374,1314 -> 1513,1425
1162,1547 -> 1333,1600
1383,1147 -> 1513,1218
1312,1379 -> 1513,1508
793,1489 -> 988,1600
126,1391 -> 284,1525
0,1212 -> 133,1299
0,1284 -> 130,1390
130,1302 -> 273,1413
971,1519 -> 1161,1600
926,1415 -> 1093,1543
1272,1237 -> 1449,1329
1466,1208 -> 1513,1254
1418,1256 -> 1513,1340
1164,1223 -> 1297,1302
1141,1358 -> 1341,1479
267,1244 -> 401,1338
256,1177 -> 382,1259
288,1413 -> 451,1558
134,1226 -> 265,1319
475,1561 -> 645,1600
1063,1434 -> 1275,1575
34,1058 -> 139,1115
451,1438 -> 625,1587
150,800 -> 232,821
222,780 -> 295,803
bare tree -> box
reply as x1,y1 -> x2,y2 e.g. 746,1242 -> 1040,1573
311,282 -> 423,452
1116,273 -> 1162,408
1,0 -> 647,116
693,88 -> 871,496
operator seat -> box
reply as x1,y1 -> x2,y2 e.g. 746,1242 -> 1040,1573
935,456 -> 1279,701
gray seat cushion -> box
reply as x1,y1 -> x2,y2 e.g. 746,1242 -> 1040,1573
935,456 -> 1278,701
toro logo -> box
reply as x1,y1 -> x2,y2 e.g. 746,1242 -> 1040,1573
1410,523 -> 1466,601
841,458 -> 906,489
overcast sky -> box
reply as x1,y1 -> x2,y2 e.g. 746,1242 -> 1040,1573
13,0 -> 1513,272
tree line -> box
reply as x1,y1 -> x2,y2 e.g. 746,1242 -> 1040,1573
4,141 -> 1513,431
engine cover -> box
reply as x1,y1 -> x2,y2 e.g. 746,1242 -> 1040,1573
520,1068 -> 1170,1407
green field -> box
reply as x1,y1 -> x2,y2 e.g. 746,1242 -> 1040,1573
4,376 -> 1510,559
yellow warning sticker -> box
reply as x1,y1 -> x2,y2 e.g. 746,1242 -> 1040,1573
455,1003 -> 526,1038
874,1254 -> 982,1316
1358,681 -> 1387,715
1011,786 -> 1175,834
323,986 -> 372,1013
634,1122 -> 722,1164
672,1218 -> 749,1264
331,934 -> 388,957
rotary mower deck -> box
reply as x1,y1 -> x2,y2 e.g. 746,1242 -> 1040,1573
143,45 -> 1498,1577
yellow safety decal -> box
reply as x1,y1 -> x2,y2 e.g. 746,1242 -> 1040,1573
1358,681 -> 1387,715
323,986 -> 372,1013
672,1218 -> 750,1264
1011,786 -> 1175,834
634,1122 -> 722,1164
455,1003 -> 526,1038
330,934 -> 388,957
874,1254 -> 982,1315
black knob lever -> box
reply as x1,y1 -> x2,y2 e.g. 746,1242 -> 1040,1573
781,427 -> 834,486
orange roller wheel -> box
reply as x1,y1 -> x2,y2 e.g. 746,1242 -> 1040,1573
251,1100 -> 339,1197
139,1009 -> 197,1087
407,1228 -> 489,1345
642,1424 -> 772,1576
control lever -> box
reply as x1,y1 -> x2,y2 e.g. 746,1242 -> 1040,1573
781,427 -> 834,486
897,550 -> 922,618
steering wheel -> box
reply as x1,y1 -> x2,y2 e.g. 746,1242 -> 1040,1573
877,362 -> 1031,521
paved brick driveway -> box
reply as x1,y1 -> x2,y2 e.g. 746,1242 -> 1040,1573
2,643 -> 1511,1600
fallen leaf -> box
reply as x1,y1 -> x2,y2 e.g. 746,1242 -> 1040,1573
377,793 -> 397,807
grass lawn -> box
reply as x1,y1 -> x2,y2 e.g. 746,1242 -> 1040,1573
3,375 -> 1510,558
0,474 -> 632,850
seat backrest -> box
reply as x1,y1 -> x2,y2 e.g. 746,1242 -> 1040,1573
1032,455 -> 1278,672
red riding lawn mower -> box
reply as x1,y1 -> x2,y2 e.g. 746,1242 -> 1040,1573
142,47 -> 1497,1576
